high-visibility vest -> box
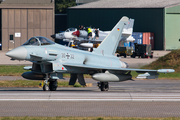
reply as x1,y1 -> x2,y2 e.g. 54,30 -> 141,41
88,28 -> 92,33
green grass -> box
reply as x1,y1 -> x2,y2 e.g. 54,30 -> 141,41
0,65 -> 179,79
0,117 -> 180,120
0,65 -> 91,78
63,73 -> 91,78
0,80 -> 82,88
0,65 -> 28,76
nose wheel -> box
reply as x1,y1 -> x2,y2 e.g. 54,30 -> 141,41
43,84 -> 49,91
49,80 -> 58,91
97,82 -> 109,91
42,74 -> 58,91
42,80 -> 58,91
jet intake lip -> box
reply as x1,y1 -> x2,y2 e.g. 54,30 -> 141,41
5,46 -> 27,60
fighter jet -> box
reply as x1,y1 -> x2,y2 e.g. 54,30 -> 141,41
72,19 -> 135,42
51,19 -> 135,48
6,16 -> 174,91
51,28 -> 77,40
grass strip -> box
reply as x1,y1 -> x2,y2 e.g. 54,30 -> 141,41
0,65 -> 179,80
0,117 -> 180,120
0,65 -> 28,76
0,65 -> 91,78
0,80 -> 82,88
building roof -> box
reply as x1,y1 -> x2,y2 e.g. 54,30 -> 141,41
70,0 -> 180,9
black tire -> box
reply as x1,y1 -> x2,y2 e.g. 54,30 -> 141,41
141,54 -> 145,58
49,80 -> 58,91
100,82 -> 105,91
100,82 -> 109,91
104,82 -> 109,91
150,55 -> 153,58
43,84 -> 49,91
131,53 -> 135,58
124,54 -> 126,58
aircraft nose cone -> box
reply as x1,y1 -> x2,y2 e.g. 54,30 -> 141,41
72,30 -> 80,37
6,46 -> 27,60
51,34 -> 55,39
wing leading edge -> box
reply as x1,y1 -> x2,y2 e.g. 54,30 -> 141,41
63,63 -> 175,73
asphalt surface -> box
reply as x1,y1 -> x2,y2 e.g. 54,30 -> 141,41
1,50 -> 179,117
0,79 -> 180,117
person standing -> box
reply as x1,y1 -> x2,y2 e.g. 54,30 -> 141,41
86,27 -> 92,39
79,25 -> 84,30
94,28 -> 99,39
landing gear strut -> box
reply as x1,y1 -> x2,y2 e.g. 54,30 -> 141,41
97,82 -> 109,91
43,77 -> 49,91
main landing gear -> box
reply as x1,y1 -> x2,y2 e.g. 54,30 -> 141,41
97,82 -> 109,91
43,79 -> 58,91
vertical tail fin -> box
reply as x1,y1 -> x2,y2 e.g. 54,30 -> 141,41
122,19 -> 134,36
93,16 -> 129,56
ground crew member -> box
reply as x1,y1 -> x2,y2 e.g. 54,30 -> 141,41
94,28 -> 99,39
79,25 -> 84,30
86,27 -> 92,39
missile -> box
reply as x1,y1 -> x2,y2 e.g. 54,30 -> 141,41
92,73 -> 132,82
157,69 -> 175,73
22,71 -> 46,80
79,43 -> 93,48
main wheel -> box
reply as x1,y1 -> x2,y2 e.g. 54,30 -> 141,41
104,82 -> 109,91
49,80 -> 58,91
43,84 -> 49,91
100,82 -> 109,91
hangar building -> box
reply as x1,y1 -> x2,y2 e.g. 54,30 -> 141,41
0,0 -> 54,50
68,0 -> 180,50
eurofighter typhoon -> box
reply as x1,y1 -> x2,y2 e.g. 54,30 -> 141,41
6,17 -> 174,91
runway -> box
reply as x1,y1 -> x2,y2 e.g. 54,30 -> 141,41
1,91 -> 180,101
0,79 -> 180,117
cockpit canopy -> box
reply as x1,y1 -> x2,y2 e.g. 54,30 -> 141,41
65,28 -> 77,32
23,36 -> 55,46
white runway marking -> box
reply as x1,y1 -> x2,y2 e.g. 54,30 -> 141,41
1,98 -> 180,101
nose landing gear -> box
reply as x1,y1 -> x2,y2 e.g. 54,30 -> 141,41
42,74 -> 58,91
43,79 -> 58,91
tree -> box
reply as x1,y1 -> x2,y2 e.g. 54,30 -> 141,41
55,0 -> 76,14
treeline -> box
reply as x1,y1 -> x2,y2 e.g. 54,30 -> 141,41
55,0 -> 76,14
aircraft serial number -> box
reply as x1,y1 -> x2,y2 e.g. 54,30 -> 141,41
62,53 -> 74,59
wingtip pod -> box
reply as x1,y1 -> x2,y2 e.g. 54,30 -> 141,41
157,69 -> 175,73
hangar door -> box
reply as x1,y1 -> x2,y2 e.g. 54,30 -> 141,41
2,9 -> 54,50
165,14 -> 180,50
